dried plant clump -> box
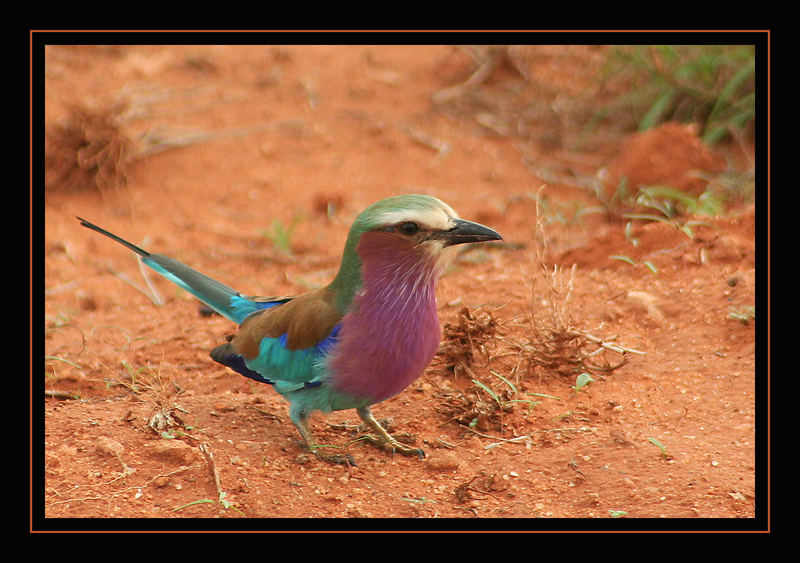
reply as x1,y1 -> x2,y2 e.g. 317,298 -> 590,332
454,472 -> 506,504
433,386 -> 504,432
113,362 -> 187,435
45,100 -> 138,193
432,45 -> 615,153
517,263 -> 627,379
140,370 -> 187,435
433,304 -> 517,434
515,318 -> 631,380
509,187 -> 640,382
437,306 -> 502,377
44,84 -> 269,194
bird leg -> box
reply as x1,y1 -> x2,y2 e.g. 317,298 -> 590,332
356,406 -> 425,459
290,409 -> 355,465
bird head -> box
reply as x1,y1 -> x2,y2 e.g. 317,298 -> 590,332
359,194 -> 501,246
353,194 -> 502,266
329,194 -> 502,309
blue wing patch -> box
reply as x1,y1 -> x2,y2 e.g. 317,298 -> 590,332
228,294 -> 291,325
210,324 -> 341,393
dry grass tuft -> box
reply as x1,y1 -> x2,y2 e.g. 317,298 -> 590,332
45,100 -> 137,193
432,188 -> 640,436
113,361 -> 187,435
433,306 -> 510,433
509,186 -> 638,382
512,297 -> 631,380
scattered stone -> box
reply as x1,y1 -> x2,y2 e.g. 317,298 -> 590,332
146,439 -> 199,465
626,291 -> 665,323
425,451 -> 461,472
96,436 -> 125,458
153,475 -> 171,488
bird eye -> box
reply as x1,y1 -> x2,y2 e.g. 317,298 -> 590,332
398,221 -> 419,236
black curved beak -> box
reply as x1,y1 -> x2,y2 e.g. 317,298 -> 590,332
435,218 -> 503,247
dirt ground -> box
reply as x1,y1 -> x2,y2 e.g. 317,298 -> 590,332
39,44 -> 763,528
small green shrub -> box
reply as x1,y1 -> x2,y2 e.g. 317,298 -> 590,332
601,45 -> 755,145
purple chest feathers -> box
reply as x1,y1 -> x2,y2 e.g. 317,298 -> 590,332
327,231 -> 442,403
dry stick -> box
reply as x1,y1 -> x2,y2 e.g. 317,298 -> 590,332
461,424 -> 587,451
432,49 -> 501,105
45,465 -> 196,507
45,280 -> 81,297
136,256 -> 164,306
456,475 -> 503,502
582,332 -> 646,356
136,121 -> 305,157
44,389 -> 77,400
568,459 -> 590,482
198,442 -> 226,506
105,262 -> 162,306
115,82 -> 221,121
406,126 -> 452,160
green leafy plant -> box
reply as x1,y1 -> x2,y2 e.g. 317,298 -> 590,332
45,355 -> 82,380
572,372 -> 595,394
729,305 -> 755,325
608,184 -> 726,272
602,45 -> 755,145
648,436 -> 670,459
262,217 -> 302,257
632,185 -> 726,219
610,254 -> 659,275
602,176 -> 734,236
472,371 -> 541,413
120,359 -> 149,392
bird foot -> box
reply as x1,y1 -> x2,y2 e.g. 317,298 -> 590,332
359,434 -> 426,459
355,406 -> 425,459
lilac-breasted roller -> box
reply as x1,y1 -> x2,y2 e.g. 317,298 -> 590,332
78,194 -> 502,464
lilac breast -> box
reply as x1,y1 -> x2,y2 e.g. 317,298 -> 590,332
327,231 -> 442,404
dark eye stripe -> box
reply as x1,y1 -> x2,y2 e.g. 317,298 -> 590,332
399,221 -> 419,235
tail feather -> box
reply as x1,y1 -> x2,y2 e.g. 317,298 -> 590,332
77,217 -> 150,258
78,217 -> 273,324
139,253 -> 244,321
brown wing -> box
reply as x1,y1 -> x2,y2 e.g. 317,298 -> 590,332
231,287 -> 343,359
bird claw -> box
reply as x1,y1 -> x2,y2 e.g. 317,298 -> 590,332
401,446 -> 426,460
354,407 -> 425,460
359,434 -> 426,459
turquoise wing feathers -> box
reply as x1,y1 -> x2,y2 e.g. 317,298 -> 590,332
211,323 -> 341,393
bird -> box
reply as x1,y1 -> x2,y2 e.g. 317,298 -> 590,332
78,194 -> 502,464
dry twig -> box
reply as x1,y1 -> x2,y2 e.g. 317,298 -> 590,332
198,442 -> 225,502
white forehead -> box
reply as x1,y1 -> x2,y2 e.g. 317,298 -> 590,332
373,198 -> 459,230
